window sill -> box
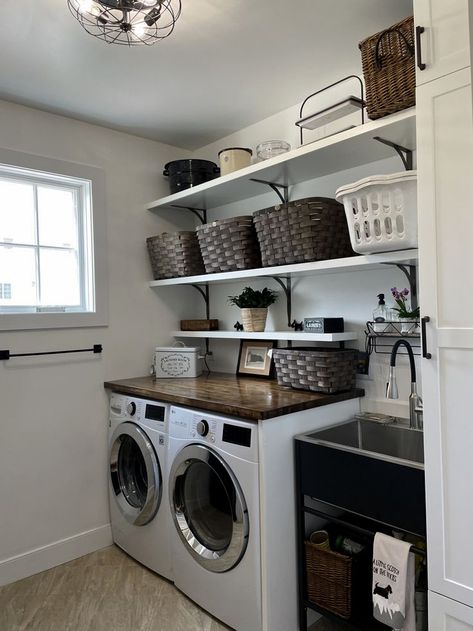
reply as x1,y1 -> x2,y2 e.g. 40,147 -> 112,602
0,311 -> 108,331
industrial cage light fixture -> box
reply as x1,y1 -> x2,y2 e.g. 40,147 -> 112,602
67,0 -> 182,46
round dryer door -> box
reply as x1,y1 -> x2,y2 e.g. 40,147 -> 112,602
169,444 -> 249,573
110,422 -> 162,526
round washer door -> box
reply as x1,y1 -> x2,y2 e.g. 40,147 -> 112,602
110,422 -> 162,526
169,443 -> 249,573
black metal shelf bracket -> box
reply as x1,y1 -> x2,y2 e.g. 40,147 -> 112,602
396,263 -> 417,311
171,205 -> 207,224
271,276 -> 292,327
0,344 -> 103,361
249,179 -> 289,205
373,136 -> 413,171
270,276 -> 302,330
382,263 -> 418,311
191,284 -> 210,319
190,284 -> 211,355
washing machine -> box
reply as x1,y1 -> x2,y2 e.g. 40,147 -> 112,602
108,393 -> 172,581
168,405 -> 261,631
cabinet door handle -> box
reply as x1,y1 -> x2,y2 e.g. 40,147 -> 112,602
421,316 -> 432,359
416,25 -> 427,70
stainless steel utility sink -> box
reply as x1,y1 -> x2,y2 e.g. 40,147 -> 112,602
296,418 -> 426,536
304,418 -> 424,467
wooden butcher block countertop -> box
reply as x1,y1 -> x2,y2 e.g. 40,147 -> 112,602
104,373 -> 364,421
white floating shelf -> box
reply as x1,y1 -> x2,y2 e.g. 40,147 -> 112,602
149,250 -> 418,288
146,108 -> 415,213
173,331 -> 358,342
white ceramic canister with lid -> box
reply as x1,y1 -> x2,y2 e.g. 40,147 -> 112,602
154,345 -> 202,378
218,147 -> 253,176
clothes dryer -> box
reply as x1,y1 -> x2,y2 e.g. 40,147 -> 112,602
168,405 -> 261,630
108,393 -> 172,581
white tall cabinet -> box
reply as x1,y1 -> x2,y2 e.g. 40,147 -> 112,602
416,0 -> 473,625
414,0 -> 472,84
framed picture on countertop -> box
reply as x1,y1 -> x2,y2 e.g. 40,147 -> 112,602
236,340 -> 276,378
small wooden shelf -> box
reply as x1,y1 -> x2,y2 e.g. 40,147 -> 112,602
149,250 -> 418,288
146,108 -> 415,213
173,331 -> 358,342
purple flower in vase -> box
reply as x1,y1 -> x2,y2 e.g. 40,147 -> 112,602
391,287 -> 419,319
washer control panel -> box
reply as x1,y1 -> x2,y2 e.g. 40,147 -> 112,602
109,394 -> 167,429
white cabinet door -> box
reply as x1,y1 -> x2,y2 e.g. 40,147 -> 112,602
414,0 -> 471,84
417,66 -> 473,608
429,591 -> 473,630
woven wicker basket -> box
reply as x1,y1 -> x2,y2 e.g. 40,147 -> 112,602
146,231 -> 204,280
196,216 -> 261,273
305,541 -> 353,619
359,15 -> 416,120
253,197 -> 354,267
273,347 -> 356,394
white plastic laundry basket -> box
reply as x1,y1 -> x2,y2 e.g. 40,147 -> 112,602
335,171 -> 417,254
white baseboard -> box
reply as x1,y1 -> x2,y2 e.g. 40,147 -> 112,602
0,524 -> 113,587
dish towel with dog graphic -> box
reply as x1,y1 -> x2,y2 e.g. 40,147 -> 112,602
372,532 -> 415,630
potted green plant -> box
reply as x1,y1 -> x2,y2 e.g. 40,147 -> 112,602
228,287 -> 278,332
391,287 -> 420,334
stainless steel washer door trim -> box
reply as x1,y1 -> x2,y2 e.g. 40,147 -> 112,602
110,422 -> 161,526
169,443 -> 249,573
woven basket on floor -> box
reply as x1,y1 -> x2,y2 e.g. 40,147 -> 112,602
253,197 -> 354,267
359,15 -> 416,120
196,216 -> 261,273
146,231 -> 204,280
305,541 -> 353,619
273,347 -> 356,394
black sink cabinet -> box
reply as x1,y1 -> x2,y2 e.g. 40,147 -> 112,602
295,435 -> 427,631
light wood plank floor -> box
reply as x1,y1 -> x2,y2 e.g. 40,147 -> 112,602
0,545 -> 230,631
0,545 -> 346,631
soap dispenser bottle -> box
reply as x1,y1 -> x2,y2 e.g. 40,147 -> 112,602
373,293 -> 388,332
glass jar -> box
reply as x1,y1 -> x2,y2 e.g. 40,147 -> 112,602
256,140 -> 291,161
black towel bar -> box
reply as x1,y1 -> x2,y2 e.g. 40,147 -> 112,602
0,344 -> 103,360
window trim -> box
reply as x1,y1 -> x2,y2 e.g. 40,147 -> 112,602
0,148 -> 108,331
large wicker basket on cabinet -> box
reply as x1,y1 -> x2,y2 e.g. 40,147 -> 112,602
359,15 -> 416,119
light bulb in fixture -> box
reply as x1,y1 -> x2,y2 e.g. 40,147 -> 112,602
132,21 -> 147,36
78,0 -> 102,16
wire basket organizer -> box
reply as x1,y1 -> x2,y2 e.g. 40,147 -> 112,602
359,15 -> 416,120
335,171 -> 417,254
146,231 -> 205,280
253,197 -> 355,267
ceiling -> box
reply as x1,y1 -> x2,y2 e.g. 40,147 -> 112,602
0,0 -> 412,149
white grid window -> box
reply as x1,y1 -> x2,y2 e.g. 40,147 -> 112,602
0,283 -> 12,299
0,164 -> 95,315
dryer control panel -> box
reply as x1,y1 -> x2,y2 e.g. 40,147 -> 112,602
169,406 -> 258,461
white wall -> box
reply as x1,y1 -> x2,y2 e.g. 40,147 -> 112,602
194,108 -> 420,416
0,100 -> 197,585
